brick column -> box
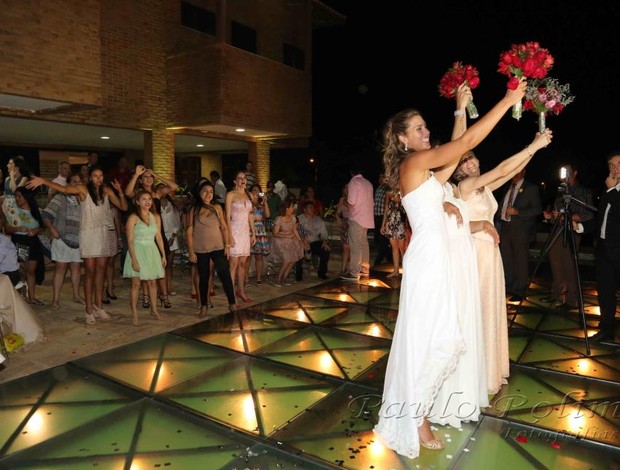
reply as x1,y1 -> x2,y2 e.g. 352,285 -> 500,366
144,128 -> 175,179
248,140 -> 271,189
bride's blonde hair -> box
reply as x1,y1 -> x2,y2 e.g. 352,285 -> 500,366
381,108 -> 421,191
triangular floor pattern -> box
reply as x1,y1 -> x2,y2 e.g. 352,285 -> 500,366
1,272 -> 620,468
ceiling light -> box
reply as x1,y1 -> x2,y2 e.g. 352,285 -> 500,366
196,144 -> 204,147
235,128 -> 246,132
100,136 -> 110,140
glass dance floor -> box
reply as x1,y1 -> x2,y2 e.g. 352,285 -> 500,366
1,275 -> 619,469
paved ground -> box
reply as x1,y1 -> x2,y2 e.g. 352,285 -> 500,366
1,234 -> 595,386
0,257 -> 341,385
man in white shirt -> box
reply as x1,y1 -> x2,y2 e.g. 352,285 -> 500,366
274,180 -> 288,201
47,161 -> 71,200
86,151 -> 99,168
210,170 -> 227,205
296,201 -> 331,280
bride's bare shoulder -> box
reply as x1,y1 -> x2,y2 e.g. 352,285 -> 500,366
400,167 -> 430,197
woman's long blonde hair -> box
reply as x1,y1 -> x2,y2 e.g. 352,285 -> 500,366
381,108 -> 421,190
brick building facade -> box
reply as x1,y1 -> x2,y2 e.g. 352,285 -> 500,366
0,0 -> 343,186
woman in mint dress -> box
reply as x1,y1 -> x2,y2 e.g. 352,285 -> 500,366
124,190 -> 166,326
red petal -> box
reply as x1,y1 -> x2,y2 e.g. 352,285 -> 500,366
516,435 -> 528,443
551,441 -> 561,449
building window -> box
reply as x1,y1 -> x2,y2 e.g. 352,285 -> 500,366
181,1 -> 215,36
231,21 -> 257,53
175,155 -> 202,190
283,43 -> 305,71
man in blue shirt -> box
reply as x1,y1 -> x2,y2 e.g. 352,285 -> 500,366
0,229 -> 20,286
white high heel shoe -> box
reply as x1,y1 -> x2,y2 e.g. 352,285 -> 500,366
92,304 -> 111,320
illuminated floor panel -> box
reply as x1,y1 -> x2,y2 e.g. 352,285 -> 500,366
1,273 -> 620,468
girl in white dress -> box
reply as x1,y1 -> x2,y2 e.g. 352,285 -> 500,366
157,185 -> 182,296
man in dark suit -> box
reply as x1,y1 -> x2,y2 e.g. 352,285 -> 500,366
581,152 -> 620,342
498,167 -> 542,301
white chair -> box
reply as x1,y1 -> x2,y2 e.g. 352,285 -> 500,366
0,316 -> 9,361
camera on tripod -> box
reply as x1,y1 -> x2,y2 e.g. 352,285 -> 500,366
558,166 -> 571,193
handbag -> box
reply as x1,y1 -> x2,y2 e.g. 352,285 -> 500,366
15,242 -> 30,262
3,333 -> 24,352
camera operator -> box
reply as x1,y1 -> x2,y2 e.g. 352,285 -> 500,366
577,153 -> 620,342
542,163 -> 594,309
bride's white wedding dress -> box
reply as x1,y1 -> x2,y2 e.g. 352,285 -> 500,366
374,175 -> 464,459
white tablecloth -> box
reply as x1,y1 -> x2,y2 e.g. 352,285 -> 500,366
0,274 -> 44,345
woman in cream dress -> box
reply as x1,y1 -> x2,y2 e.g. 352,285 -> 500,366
452,130 -> 553,394
429,182 -> 489,428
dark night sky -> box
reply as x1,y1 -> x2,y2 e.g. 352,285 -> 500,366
310,1 -> 620,203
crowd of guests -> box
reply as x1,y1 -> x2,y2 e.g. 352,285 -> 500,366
0,156 -> 341,326
1,120 -> 618,461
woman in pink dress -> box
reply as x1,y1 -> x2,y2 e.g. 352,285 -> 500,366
225,171 -> 256,303
269,198 -> 304,286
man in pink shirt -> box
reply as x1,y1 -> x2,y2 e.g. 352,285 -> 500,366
340,167 -> 374,281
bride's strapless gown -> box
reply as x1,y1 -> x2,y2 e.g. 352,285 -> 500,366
374,175 -> 464,459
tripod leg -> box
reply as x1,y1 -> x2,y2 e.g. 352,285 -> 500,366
541,216 -> 565,260
509,216 -> 564,329
564,213 -> 591,355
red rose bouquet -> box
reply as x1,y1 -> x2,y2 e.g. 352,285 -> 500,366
524,77 -> 575,132
439,61 -> 480,119
498,42 -> 554,120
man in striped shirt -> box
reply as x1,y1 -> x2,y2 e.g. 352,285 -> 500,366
373,173 -> 392,266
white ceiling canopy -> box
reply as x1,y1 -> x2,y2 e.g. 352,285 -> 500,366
0,93 -> 75,113
0,116 -> 249,153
